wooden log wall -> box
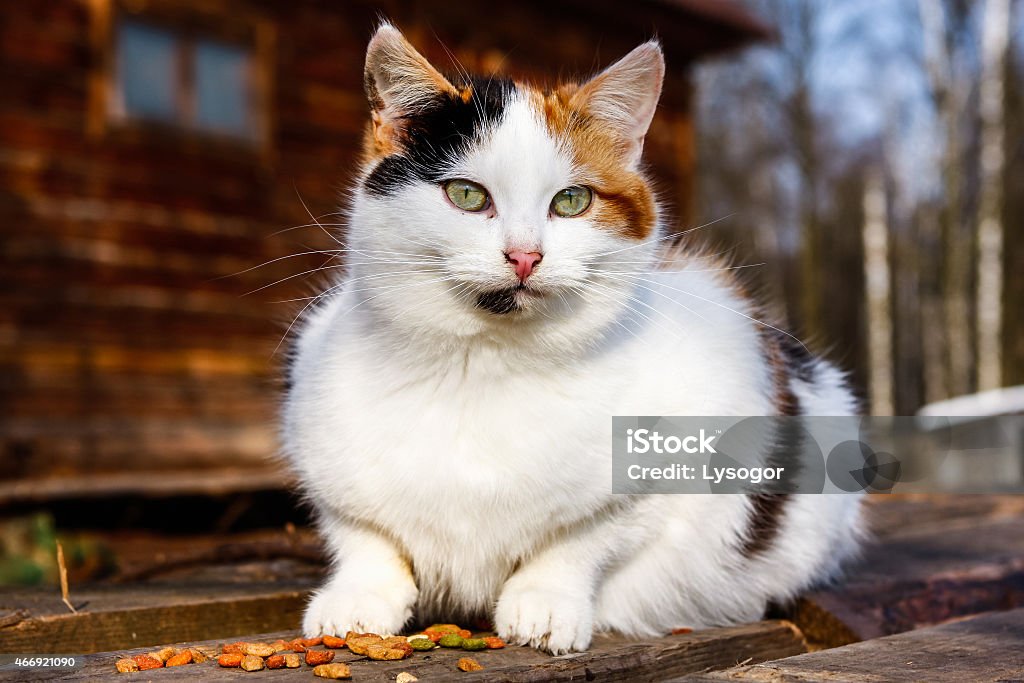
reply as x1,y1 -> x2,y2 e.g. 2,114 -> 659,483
0,0 -> 763,497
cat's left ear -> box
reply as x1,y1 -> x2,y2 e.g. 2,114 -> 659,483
364,23 -> 457,146
570,41 -> 665,168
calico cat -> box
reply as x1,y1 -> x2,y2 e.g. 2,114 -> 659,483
283,23 -> 863,654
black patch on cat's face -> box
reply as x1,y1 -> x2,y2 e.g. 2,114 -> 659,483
475,286 -> 521,315
364,77 -> 516,197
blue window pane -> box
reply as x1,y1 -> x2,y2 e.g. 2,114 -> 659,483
195,41 -> 253,138
117,21 -> 178,121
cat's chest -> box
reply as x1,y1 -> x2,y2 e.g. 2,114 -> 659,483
314,351 -> 620,523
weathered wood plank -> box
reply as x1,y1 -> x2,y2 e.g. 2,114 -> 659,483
0,582 -> 314,655
0,620 -> 806,682
674,608 -> 1024,682
866,494 -> 1024,537
0,468 -> 292,505
787,502 -> 1024,648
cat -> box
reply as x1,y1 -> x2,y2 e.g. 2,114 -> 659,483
282,23 -> 864,654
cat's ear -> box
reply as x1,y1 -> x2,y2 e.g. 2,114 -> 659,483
364,23 -> 456,144
570,41 -> 664,167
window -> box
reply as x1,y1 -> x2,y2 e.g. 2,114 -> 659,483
111,18 -> 263,142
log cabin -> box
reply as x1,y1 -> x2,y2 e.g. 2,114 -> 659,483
0,0 -> 767,503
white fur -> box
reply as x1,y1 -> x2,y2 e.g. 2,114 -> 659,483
283,57 -> 862,654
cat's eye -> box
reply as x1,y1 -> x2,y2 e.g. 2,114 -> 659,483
444,179 -> 490,212
551,186 -> 593,217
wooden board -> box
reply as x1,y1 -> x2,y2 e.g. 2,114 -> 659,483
4,494 -> 1023,656
0,582 -> 315,655
0,621 -> 806,682
786,495 -> 1024,648
675,607 -> 1024,682
0,468 -> 292,505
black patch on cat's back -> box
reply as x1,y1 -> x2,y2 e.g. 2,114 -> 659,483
773,329 -> 817,384
364,76 -> 516,197
740,328 -> 809,559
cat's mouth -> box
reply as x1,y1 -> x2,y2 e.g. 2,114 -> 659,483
474,284 -> 542,315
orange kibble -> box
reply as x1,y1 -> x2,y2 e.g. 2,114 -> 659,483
115,658 -> 138,673
345,635 -> 383,656
240,654 -> 265,672
483,636 -> 505,649
313,662 -> 352,679
287,639 -> 307,652
301,636 -> 323,647
266,654 -> 286,669
305,649 -> 336,666
671,627 -> 694,635
457,657 -> 484,672
323,635 -> 346,649
217,653 -> 244,667
458,629 -> 472,639
165,650 -> 193,667
222,641 -> 248,654
243,642 -> 277,658
132,655 -> 163,670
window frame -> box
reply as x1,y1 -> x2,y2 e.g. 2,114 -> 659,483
87,0 -> 275,163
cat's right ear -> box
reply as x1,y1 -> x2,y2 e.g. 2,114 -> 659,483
364,23 -> 456,147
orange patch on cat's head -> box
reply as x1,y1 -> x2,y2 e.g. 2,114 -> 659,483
524,84 -> 657,242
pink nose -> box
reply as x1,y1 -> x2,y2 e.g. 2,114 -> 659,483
505,250 -> 543,282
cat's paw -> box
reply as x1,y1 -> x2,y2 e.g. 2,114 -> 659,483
302,577 -> 417,637
494,580 -> 594,654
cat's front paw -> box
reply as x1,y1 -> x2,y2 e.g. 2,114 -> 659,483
303,576 -> 417,637
494,580 -> 594,654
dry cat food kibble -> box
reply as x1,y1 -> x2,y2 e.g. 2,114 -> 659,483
217,652 -> 244,667
322,634 -> 347,648
313,662 -> 352,679
438,634 -> 465,648
132,654 -> 163,670
151,647 -> 177,663
114,658 -> 138,673
240,654 -> 265,671
409,636 -> 437,651
365,636 -> 413,661
305,648 -> 336,665
243,642 -> 277,658
114,623 -> 504,674
165,649 -> 193,667
461,638 -> 487,651
345,632 -> 383,655
457,656 -> 485,672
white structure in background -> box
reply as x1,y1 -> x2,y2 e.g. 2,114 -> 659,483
917,386 -> 1024,492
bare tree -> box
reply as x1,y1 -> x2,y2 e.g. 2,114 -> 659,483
918,0 -> 978,400
863,169 -> 893,414
975,0 -> 1011,391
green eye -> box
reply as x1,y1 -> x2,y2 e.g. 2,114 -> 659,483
551,186 -> 593,217
444,179 -> 490,212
